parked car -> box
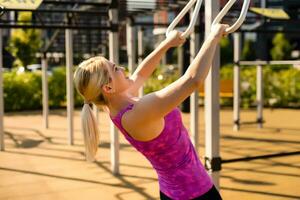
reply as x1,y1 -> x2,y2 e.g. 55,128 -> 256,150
17,64 -> 52,76
27,64 -> 42,72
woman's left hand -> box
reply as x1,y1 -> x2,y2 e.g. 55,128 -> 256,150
164,30 -> 186,48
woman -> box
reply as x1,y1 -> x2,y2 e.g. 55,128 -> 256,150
74,24 -> 228,200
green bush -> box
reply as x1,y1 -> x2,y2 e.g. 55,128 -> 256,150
48,67 -> 83,108
264,67 -> 300,107
220,37 -> 233,65
48,67 -> 66,108
144,65 -> 180,94
271,33 -> 292,60
3,66 -> 83,112
4,70 -> 42,111
242,39 -> 256,61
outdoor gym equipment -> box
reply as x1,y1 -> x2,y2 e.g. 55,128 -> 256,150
166,0 -> 203,38
166,0 -> 251,38
212,0 -> 251,34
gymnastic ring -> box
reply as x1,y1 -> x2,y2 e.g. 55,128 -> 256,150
166,0 -> 203,38
212,0 -> 251,34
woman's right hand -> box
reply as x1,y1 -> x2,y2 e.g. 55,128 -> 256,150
210,24 -> 230,41
164,30 -> 186,48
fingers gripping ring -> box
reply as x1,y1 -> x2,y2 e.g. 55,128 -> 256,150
212,0 -> 251,34
166,0 -> 203,38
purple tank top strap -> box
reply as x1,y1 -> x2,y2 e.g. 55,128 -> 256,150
110,103 -> 134,121
110,103 -> 137,142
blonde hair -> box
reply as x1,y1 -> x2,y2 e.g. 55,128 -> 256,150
74,56 -> 110,162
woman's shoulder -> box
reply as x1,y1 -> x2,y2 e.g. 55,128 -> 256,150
117,102 -> 167,142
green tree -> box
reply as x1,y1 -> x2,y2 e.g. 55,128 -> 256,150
242,39 -> 256,60
220,36 -> 233,65
271,33 -> 292,60
7,12 -> 42,69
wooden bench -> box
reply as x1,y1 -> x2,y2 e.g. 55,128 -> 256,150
199,79 -> 233,98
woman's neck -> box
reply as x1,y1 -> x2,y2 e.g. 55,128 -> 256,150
106,92 -> 138,117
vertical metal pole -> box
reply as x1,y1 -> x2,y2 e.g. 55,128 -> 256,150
109,3 -> 119,175
255,0 -> 266,129
161,35 -> 167,66
42,53 -> 49,129
138,26 -> 144,65
9,11 -> 15,36
66,26 -> 74,145
126,17 -> 136,74
0,29 -> 4,151
204,0 -> 221,188
233,33 -> 241,131
257,65 -> 263,128
137,26 -> 144,97
190,9 -> 200,151
261,0 -> 266,8
178,46 -> 183,75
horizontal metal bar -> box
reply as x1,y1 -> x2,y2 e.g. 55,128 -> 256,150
222,151 -> 300,164
133,22 -> 199,28
133,22 -> 171,27
239,60 -> 300,65
2,8 -> 108,15
239,29 -> 300,34
0,24 -> 112,30
42,0 -> 110,7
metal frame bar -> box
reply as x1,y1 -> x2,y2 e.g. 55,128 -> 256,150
239,60 -> 300,65
1,8 -> 108,15
41,53 -> 49,129
126,17 -> 136,74
42,0 -> 110,7
256,64 -> 263,129
190,8 -> 200,152
0,29 -> 4,151
137,26 -> 144,97
233,33 -> 241,131
65,26 -> 74,145
0,24 -> 111,30
109,2 -> 120,175
222,151 -> 300,164
204,0 -> 221,188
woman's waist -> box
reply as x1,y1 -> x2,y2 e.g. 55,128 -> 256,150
146,141 -> 196,172
155,157 -> 207,179
158,168 -> 213,199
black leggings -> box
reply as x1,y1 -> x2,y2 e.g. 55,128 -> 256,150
160,185 -> 222,200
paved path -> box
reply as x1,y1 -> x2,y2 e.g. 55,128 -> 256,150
0,108 -> 299,200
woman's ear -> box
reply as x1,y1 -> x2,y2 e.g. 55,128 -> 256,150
102,83 -> 114,94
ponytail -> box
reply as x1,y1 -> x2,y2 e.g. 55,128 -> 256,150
74,56 -> 110,161
81,103 -> 100,162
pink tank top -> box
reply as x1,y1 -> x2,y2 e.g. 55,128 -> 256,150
110,104 -> 213,199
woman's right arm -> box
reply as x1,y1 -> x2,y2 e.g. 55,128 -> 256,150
128,24 -> 228,123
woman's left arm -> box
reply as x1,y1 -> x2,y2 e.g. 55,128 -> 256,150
127,31 -> 185,96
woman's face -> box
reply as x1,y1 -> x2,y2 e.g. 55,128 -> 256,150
105,61 -> 132,94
